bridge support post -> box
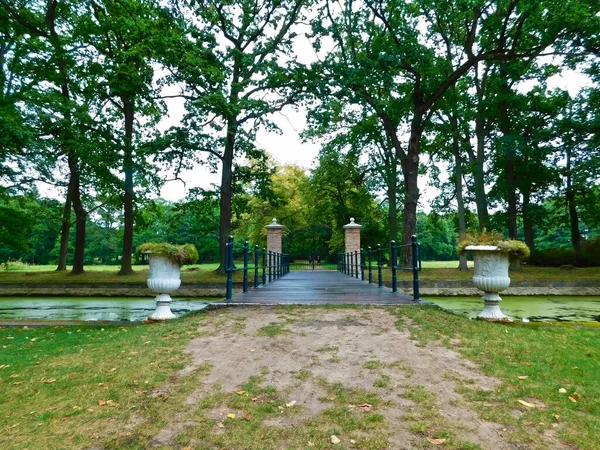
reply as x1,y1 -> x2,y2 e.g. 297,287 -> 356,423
266,218 -> 284,255
343,218 -> 361,277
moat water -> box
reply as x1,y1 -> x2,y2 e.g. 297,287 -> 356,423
427,296 -> 600,322
0,297 -> 211,323
1,296 -> 599,324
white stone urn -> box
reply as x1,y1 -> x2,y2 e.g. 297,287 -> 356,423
147,254 -> 181,320
465,245 -> 511,321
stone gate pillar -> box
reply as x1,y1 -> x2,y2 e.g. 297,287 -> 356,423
343,218 -> 362,254
344,218 -> 361,276
266,218 -> 284,254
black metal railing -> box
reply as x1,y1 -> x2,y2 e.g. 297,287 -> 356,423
337,235 -> 421,302
225,236 -> 290,301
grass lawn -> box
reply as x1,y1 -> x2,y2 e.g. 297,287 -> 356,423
1,261 -> 599,284
0,263 -> 242,284
0,306 -> 598,449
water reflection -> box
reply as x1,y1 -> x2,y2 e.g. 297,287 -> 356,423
0,297 -> 210,322
427,296 -> 600,322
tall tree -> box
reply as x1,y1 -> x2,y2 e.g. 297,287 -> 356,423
172,0 -> 308,273
83,0 -> 185,275
311,0 -> 594,264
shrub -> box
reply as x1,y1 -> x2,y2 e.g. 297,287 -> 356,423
528,238 -> 600,267
528,248 -> 575,267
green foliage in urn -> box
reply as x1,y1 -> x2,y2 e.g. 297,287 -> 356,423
137,243 -> 198,266
457,229 -> 531,261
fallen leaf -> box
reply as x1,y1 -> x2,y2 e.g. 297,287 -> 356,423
98,400 -> 107,406
108,368 -> 117,373
43,378 -> 56,384
427,438 -> 447,445
33,390 -> 39,395
558,388 -> 567,394
358,403 -> 372,411
236,390 -> 246,395
217,422 -> 225,428
568,396 -> 578,403
219,408 -> 227,414
518,400 -> 537,408
330,435 -> 341,444
243,413 -> 252,421
518,376 -> 529,380
252,397 -> 259,402
9,374 -> 19,379
182,447 -> 193,450
307,442 -> 315,447
60,417 -> 69,421
570,393 -> 581,401
286,401 -> 297,408
227,413 -> 236,419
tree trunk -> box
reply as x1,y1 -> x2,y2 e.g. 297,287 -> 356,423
498,73 -> 518,239
566,146 -> 582,264
56,173 -> 74,271
450,90 -> 468,271
473,114 -> 489,229
218,118 -> 237,275
68,151 -> 86,274
399,112 -> 422,267
522,190 -> 535,251
119,97 -> 135,275
387,176 -> 398,243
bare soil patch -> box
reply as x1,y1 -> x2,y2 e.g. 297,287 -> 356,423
150,307 -> 570,449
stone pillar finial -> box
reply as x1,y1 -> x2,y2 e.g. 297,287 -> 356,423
343,218 -> 362,254
266,218 -> 284,254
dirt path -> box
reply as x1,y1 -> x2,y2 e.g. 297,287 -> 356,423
150,307 -> 568,449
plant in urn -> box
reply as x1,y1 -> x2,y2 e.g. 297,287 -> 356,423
137,243 -> 198,320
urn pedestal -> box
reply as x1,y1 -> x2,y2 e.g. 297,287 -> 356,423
147,254 -> 181,320
465,245 -> 511,322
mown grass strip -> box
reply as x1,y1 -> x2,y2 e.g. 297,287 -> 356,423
392,305 -> 600,449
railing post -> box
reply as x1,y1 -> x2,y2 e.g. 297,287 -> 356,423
262,248 -> 267,285
268,251 -> 272,282
391,240 -> 398,293
243,241 -> 249,293
368,246 -> 373,284
226,236 -> 234,301
377,244 -> 382,288
412,235 -> 421,302
354,250 -> 359,278
360,248 -> 365,281
254,245 -> 259,288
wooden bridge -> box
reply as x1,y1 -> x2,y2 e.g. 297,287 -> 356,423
227,269 -> 415,305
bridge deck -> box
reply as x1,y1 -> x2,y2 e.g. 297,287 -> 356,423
228,270 -> 415,305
